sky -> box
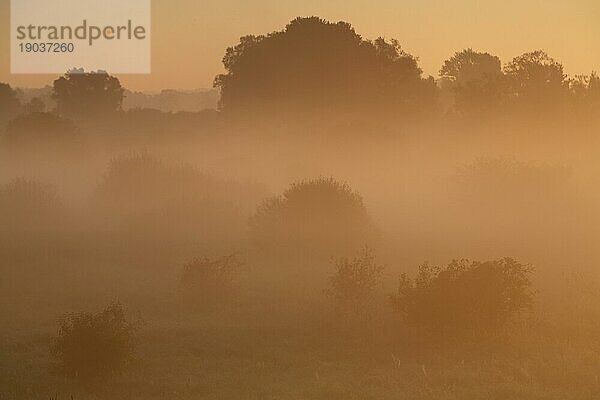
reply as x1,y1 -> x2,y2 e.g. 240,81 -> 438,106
1,0 -> 599,91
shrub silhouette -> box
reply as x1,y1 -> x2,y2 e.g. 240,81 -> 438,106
52,302 -> 135,384
95,153 -> 262,246
391,258 -> 534,337
96,153 -> 201,213
326,246 -> 384,325
250,177 -> 376,259
180,253 -> 244,307
96,153 -> 262,213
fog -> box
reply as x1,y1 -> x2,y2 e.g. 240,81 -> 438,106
2,16 -> 600,400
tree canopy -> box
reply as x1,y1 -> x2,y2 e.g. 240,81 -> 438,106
52,69 -> 124,119
440,49 -> 503,115
214,17 -> 436,118
504,50 -> 567,110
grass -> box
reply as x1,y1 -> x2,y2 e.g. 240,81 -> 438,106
3,299 -> 600,400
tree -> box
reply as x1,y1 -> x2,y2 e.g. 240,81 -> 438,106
52,302 -> 136,384
569,72 -> 600,114
504,50 -> 567,111
0,83 -> 21,126
214,17 -> 437,118
439,49 -> 503,115
326,246 -> 384,326
250,177 -> 376,259
391,258 -> 534,338
52,69 -> 124,119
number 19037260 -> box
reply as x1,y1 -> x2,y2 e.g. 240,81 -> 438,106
19,42 -> 74,52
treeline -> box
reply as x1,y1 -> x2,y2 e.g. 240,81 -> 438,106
215,17 -> 599,120
1,16 -> 599,139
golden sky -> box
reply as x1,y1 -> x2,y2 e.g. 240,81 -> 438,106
1,0 -> 599,91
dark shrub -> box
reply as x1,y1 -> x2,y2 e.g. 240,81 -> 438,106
326,246 -> 384,325
52,302 -> 135,383
250,177 -> 376,260
391,258 -> 534,337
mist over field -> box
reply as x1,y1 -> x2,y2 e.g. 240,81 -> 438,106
1,16 -> 600,400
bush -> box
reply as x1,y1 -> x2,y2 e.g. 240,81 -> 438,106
180,253 -> 244,307
96,153 -> 200,212
326,246 -> 384,324
96,153 -> 264,214
52,302 -> 136,383
391,258 -> 534,337
250,177 -> 376,259
94,153 -> 264,247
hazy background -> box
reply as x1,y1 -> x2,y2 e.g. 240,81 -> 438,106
2,4 -> 600,399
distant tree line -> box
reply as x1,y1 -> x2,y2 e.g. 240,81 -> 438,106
1,16 -> 599,136
215,17 -> 599,119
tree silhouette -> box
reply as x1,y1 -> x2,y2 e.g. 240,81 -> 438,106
52,69 -> 124,120
440,49 -> 503,115
504,50 -> 567,112
214,17 -> 437,118
569,71 -> 600,114
0,83 -> 21,127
